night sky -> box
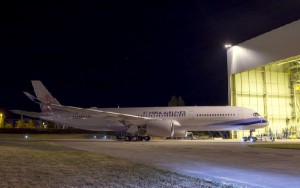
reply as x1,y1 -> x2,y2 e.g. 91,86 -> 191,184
2,0 -> 300,112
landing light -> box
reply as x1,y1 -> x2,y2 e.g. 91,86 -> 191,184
24,135 -> 28,139
93,135 -> 97,139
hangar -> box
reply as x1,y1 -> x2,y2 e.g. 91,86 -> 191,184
227,19 -> 300,139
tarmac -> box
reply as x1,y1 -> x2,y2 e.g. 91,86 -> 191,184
55,139 -> 300,188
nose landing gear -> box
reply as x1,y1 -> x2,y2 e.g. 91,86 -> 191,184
242,130 -> 257,142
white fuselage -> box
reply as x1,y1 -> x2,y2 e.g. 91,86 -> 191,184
41,106 -> 268,132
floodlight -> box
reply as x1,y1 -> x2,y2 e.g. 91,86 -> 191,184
224,44 -> 232,48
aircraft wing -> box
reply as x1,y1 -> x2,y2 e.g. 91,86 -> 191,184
45,103 -> 153,125
10,110 -> 49,118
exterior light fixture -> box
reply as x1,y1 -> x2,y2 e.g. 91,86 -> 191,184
224,44 -> 232,49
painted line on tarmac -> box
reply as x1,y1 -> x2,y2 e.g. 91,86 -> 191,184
185,170 -> 271,188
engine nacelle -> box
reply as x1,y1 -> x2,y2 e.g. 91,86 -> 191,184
173,130 -> 187,137
146,120 -> 174,137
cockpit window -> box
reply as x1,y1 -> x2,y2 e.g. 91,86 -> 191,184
253,112 -> 260,116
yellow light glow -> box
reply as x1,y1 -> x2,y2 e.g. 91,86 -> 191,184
0,113 -> 3,126
295,85 -> 300,91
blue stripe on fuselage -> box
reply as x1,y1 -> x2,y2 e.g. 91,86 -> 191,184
208,117 -> 266,126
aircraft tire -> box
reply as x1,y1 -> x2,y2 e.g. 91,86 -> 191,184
144,136 -> 151,141
125,136 -> 132,141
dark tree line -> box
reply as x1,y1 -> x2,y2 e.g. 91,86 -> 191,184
168,96 -> 185,106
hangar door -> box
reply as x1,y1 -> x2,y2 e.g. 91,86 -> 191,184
230,56 -> 300,139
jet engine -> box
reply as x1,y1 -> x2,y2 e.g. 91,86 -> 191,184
146,120 -> 173,137
146,120 -> 181,137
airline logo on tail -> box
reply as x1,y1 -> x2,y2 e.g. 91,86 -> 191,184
38,94 -> 58,112
27,81 -> 61,112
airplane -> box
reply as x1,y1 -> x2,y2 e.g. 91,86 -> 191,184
11,80 -> 268,141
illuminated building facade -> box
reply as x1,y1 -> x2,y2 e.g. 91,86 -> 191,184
227,20 -> 300,139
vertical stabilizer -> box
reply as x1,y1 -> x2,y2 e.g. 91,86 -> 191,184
31,80 -> 60,112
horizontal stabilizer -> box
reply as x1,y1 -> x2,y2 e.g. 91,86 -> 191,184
23,92 -> 41,103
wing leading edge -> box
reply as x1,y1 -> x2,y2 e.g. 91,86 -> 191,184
43,103 -> 153,125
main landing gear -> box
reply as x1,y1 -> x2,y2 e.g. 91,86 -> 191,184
117,135 -> 151,142
124,135 -> 151,141
116,126 -> 151,141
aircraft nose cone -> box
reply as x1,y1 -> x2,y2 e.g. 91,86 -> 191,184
261,117 -> 268,125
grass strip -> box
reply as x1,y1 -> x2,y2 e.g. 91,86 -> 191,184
0,140 -> 233,188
